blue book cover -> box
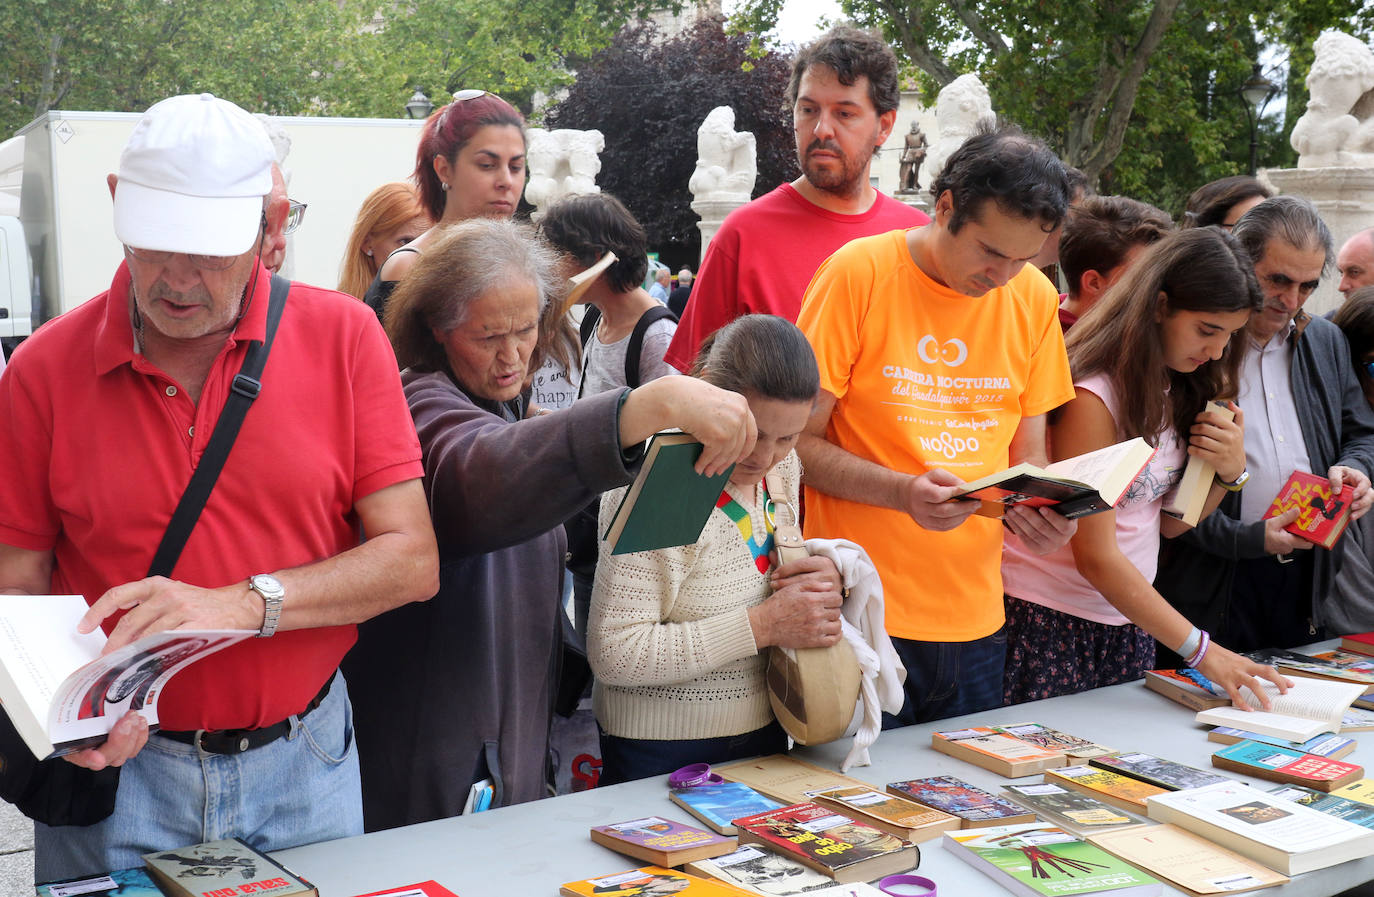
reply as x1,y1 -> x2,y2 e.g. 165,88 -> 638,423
669,782 -> 784,834
1210,726 -> 1356,758
36,868 -> 164,897
1269,784 -> 1374,829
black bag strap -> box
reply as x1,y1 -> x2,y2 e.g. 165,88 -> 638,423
623,304 -> 677,389
146,274 -> 291,579
578,304 -> 601,349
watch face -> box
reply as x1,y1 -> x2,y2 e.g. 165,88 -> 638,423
251,574 -> 284,597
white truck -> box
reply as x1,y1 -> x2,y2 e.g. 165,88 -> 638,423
0,109 -> 428,351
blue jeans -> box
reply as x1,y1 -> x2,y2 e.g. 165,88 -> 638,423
34,670 -> 363,883
883,627 -> 1007,728
598,721 -> 789,787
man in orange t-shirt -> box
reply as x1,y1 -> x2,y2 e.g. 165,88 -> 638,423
797,127 -> 1077,725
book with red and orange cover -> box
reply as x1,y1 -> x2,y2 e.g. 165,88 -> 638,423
931,725 -> 1067,777
1262,470 -> 1355,548
1339,631 -> 1374,657
731,802 -> 918,883
353,884 -> 460,897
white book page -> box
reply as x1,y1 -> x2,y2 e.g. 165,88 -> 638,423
1043,439 -> 1145,486
1153,782 -> 1368,853
1196,707 -> 1328,741
0,595 -> 104,754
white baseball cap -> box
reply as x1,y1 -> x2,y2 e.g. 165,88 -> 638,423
113,93 -> 275,257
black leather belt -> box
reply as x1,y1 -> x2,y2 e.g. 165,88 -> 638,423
158,676 -> 332,755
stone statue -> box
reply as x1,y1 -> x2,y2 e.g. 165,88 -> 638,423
920,74 -> 996,193
688,106 -> 756,204
897,122 -> 928,194
523,127 -> 605,219
1290,31 -> 1374,169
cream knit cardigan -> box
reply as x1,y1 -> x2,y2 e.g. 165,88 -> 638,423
588,451 -> 801,741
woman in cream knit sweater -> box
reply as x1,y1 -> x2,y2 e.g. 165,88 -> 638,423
588,315 -> 846,785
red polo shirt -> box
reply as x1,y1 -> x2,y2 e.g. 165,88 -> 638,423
0,262 -> 423,730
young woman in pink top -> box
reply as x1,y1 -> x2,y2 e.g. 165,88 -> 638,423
1002,227 -> 1292,709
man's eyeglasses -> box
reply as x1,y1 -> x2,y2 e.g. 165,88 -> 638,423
124,246 -> 239,271
285,199 -> 307,235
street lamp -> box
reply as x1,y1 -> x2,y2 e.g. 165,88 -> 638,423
405,88 -> 434,120
1239,62 -> 1278,176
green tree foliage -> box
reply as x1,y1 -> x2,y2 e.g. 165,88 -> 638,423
546,17 -> 799,263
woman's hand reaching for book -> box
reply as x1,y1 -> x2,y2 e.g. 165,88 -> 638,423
1198,645 -> 1292,711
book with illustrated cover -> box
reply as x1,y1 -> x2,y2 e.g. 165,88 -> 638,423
713,755 -> 868,806
143,838 -> 315,897
36,869 -> 165,897
1262,470 -> 1355,548
1246,648 -> 1374,707
1211,740 -> 1363,792
948,437 -> 1155,519
731,802 -> 918,883
1267,784 -> 1374,829
886,776 -> 1036,828
1206,726 -> 1356,760
670,783 -> 784,835
1002,783 -> 1149,838
560,867 -> 753,896
1087,824 -> 1289,895
0,594 -> 250,760
684,847 -> 881,896
1145,781 -> 1374,875
590,817 -> 736,867
1089,753 -> 1230,791
1143,669 -> 1228,712
944,822 -> 1162,897
1044,766 -> 1168,814
930,725 -> 1067,777
1193,677 -> 1367,742
1332,778 -> 1374,806
805,785 -> 959,842
1162,401 -> 1233,527
603,433 -> 733,555
993,722 -> 1116,760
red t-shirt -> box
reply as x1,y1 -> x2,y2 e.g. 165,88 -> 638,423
663,184 -> 928,372
0,262 -> 423,730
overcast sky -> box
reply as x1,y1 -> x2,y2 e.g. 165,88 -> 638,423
723,0 -> 843,47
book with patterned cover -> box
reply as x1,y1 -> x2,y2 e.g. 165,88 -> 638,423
1262,470 -> 1355,548
886,776 -> 1036,828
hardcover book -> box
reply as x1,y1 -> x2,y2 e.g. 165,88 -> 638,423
1193,678 -> 1367,742
669,782 -> 784,835
943,822 -> 1162,897
1267,784 -> 1374,829
36,869 -> 165,897
1211,740 -> 1364,792
1339,631 -> 1374,657
714,755 -> 869,806
1206,726 -> 1356,760
805,785 -> 959,842
1262,470 -> 1355,548
1143,669 -> 1228,712
886,776 -> 1036,828
0,594 -> 250,759
602,433 -> 733,555
1044,766 -> 1169,814
948,437 -> 1155,519
589,816 -> 737,867
731,802 -> 918,883
1144,781 -> 1374,875
1002,783 -> 1149,838
931,725 -> 1067,776
143,838 -> 315,897
1161,401 -> 1233,527
560,867 -> 755,896
1089,753 -> 1230,791
1087,823 -> 1289,895
993,722 -> 1116,760
684,847 -> 880,896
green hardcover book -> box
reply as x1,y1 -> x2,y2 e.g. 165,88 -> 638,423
944,823 -> 1161,897
603,433 -> 733,555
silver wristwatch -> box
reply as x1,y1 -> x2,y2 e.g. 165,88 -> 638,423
248,573 -> 285,638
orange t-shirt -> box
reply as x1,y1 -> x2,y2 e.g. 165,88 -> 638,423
798,229 -> 1073,642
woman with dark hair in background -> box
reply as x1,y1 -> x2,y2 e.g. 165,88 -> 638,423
362,90 -> 527,321
1182,175 -> 1272,230
337,183 -> 431,300
1325,285 -> 1374,634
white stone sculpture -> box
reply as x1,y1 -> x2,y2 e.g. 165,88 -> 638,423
688,106 -> 757,203
1290,31 -> 1374,169
919,74 -> 996,193
522,127 -> 605,220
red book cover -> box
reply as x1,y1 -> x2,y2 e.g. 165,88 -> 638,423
1341,631 -> 1374,657
731,801 -> 915,880
1212,740 -> 1364,792
1263,470 -> 1355,548
353,884 -> 460,897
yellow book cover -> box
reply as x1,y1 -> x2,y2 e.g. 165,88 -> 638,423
1046,765 -> 1168,813
1332,778 -> 1374,807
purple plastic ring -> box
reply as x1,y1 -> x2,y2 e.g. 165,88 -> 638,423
668,762 -> 724,789
877,873 -> 937,896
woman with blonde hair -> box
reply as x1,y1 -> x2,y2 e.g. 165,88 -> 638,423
337,183 -> 431,300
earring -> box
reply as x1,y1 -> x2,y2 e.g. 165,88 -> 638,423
365,249 -> 374,257
440,181 -> 451,191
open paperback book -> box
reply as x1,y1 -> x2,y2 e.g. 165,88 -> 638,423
1193,678 -> 1368,742
0,594 -> 251,759
947,437 -> 1154,519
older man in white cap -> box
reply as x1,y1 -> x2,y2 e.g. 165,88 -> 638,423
0,93 -> 438,880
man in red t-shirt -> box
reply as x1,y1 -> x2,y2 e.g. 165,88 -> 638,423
0,93 -> 439,881
663,26 -> 928,372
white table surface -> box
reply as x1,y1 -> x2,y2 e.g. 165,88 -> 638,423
275,642 -> 1374,897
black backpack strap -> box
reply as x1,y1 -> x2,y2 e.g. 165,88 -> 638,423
146,274 -> 291,579
578,305 -> 601,349
624,305 -> 678,389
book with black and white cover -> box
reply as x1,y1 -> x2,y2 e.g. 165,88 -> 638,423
1089,753 -> 1230,791
143,838 -> 315,897
1145,780 -> 1374,875
684,846 -> 848,895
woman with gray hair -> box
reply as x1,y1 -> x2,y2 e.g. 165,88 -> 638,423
342,218 -> 758,830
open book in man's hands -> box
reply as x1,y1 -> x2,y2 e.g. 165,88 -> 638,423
947,437 -> 1156,519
